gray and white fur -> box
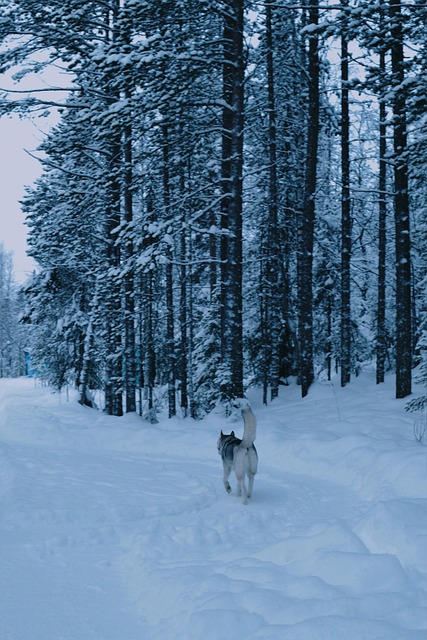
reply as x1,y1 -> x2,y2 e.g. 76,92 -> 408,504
217,399 -> 258,504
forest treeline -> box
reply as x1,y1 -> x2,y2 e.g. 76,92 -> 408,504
0,244 -> 27,377
0,1 -> 426,418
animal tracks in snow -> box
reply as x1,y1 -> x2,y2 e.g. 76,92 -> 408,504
0,377 -> 426,640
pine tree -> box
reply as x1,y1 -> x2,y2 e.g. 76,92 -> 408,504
0,246 -> 27,377
298,0 -> 320,397
340,0 -> 351,387
376,0 -> 388,384
219,0 -> 245,400
264,0 -> 282,401
390,0 -> 412,398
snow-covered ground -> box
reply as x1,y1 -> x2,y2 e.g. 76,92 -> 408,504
0,373 -> 426,640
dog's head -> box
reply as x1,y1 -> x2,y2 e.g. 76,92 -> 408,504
217,430 -> 235,454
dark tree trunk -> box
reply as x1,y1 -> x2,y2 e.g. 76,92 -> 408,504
376,14 -> 387,384
327,287 -> 333,381
142,194 -> 157,422
340,4 -> 351,387
260,238 -> 269,405
103,75 -> 123,417
179,184 -> 189,416
144,270 -> 156,421
209,207 -> 218,303
390,0 -> 412,398
162,124 -> 176,417
186,222 -> 196,420
265,0 -> 281,401
123,116 -> 136,413
220,0 -> 245,400
104,141 -> 123,417
298,0 -> 319,397
78,286 -> 97,409
104,0 -> 123,417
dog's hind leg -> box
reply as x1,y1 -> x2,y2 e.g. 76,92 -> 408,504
222,461 -> 232,493
234,448 -> 249,504
237,474 -> 248,504
247,448 -> 257,499
247,471 -> 255,498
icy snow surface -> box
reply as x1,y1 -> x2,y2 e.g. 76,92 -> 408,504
0,374 -> 426,639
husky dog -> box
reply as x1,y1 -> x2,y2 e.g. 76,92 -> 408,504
217,400 -> 258,504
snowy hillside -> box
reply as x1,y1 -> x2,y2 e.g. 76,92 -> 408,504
0,374 -> 426,640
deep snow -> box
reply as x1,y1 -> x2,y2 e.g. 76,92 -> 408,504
0,373 -> 426,640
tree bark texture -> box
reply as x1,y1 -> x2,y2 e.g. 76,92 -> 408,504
104,140 -> 123,417
265,0 -> 282,401
340,7 -> 351,387
162,124 -> 177,417
376,19 -> 387,384
220,0 -> 245,400
123,116 -> 136,413
298,0 -> 319,398
390,0 -> 412,398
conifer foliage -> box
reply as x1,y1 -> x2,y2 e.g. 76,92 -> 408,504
0,245 -> 26,378
0,1 -> 425,412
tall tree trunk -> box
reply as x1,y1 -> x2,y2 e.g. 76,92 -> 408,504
209,207 -> 218,303
220,0 -> 245,400
144,270 -> 157,422
78,285 -> 98,409
179,192 -> 189,416
141,193 -> 157,422
162,124 -> 176,417
327,286 -> 333,381
260,237 -> 269,405
136,282 -> 144,416
390,0 -> 412,398
104,0 -> 123,417
186,224 -> 196,420
340,2 -> 351,387
376,8 -> 387,384
104,140 -> 123,417
265,0 -> 281,401
103,97 -> 123,416
121,4 -> 136,413
298,0 -> 319,397
123,114 -> 136,413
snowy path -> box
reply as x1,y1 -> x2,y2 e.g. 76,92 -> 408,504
0,376 -> 426,639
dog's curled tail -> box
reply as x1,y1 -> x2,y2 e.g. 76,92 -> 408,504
241,406 -> 257,448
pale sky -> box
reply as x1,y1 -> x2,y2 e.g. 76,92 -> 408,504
0,55 -> 65,283
0,115 -> 44,282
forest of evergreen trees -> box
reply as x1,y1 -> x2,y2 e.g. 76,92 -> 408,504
0,244 -> 27,377
0,1 -> 426,419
